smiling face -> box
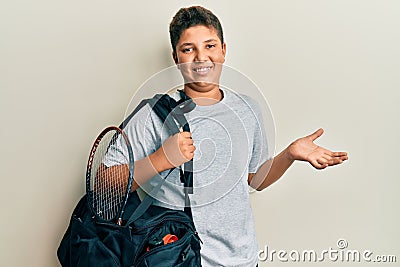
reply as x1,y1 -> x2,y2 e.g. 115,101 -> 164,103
173,25 -> 226,98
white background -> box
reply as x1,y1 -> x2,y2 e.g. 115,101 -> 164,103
1,0 -> 399,266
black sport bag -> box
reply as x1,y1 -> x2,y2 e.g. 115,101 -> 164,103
57,91 -> 202,267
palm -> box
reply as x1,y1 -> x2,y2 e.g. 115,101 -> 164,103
288,128 -> 348,169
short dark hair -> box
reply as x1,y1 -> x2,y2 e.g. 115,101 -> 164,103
169,6 -> 224,54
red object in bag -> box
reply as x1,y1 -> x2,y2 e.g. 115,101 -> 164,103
163,234 -> 178,244
146,234 -> 179,252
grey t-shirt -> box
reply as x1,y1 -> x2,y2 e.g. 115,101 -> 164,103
107,89 -> 269,266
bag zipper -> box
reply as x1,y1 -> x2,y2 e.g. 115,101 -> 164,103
131,215 -> 194,232
133,218 -> 199,263
135,228 -> 197,265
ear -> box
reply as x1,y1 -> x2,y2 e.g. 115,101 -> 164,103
222,42 -> 227,62
172,51 -> 179,64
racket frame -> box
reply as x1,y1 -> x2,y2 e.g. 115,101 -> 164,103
85,126 -> 134,225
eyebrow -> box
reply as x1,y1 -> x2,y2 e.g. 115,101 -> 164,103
178,39 -> 219,48
204,39 -> 219,43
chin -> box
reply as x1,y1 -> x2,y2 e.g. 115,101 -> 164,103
193,81 -> 216,88
184,82 -> 219,93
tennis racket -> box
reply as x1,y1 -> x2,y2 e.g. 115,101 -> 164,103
86,126 -> 134,225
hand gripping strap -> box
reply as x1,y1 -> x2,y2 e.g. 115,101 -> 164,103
147,93 -> 195,191
125,92 -> 196,223
148,94 -> 195,213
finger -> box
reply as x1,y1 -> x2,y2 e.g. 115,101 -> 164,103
333,155 -> 348,162
331,160 -> 342,166
321,154 -> 333,163
183,143 -> 196,151
331,151 -> 348,157
322,150 -> 334,157
328,157 -> 340,165
328,155 -> 349,166
327,152 -> 348,163
183,150 -> 195,160
311,160 -> 327,170
312,159 -> 322,168
182,139 -> 194,146
307,128 -> 324,141
317,158 -> 328,166
340,155 -> 349,161
180,131 -> 192,138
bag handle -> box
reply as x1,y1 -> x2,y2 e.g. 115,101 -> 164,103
126,168 -> 174,225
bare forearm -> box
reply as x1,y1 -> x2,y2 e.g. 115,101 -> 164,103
98,130 -> 196,192
97,147 -> 173,193
131,147 -> 174,191
249,147 -> 294,191
248,128 -> 349,190
132,130 -> 196,191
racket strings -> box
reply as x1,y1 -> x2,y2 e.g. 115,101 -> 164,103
91,131 -> 129,221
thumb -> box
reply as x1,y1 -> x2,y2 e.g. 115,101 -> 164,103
308,128 -> 324,141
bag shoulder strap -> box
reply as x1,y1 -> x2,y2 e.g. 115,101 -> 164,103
124,91 -> 196,224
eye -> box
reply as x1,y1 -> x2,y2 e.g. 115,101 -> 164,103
182,47 -> 193,53
206,44 -> 216,49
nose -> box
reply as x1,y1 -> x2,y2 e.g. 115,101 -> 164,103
194,48 -> 208,62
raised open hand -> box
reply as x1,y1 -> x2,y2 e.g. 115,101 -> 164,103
287,128 -> 348,169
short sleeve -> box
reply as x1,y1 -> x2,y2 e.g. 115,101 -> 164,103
246,97 -> 270,173
103,103 -> 161,167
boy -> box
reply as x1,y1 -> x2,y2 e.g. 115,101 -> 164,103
121,6 -> 348,266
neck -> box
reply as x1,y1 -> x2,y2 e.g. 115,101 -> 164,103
183,84 -> 223,106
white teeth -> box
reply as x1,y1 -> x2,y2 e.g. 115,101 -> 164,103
194,66 -> 211,72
